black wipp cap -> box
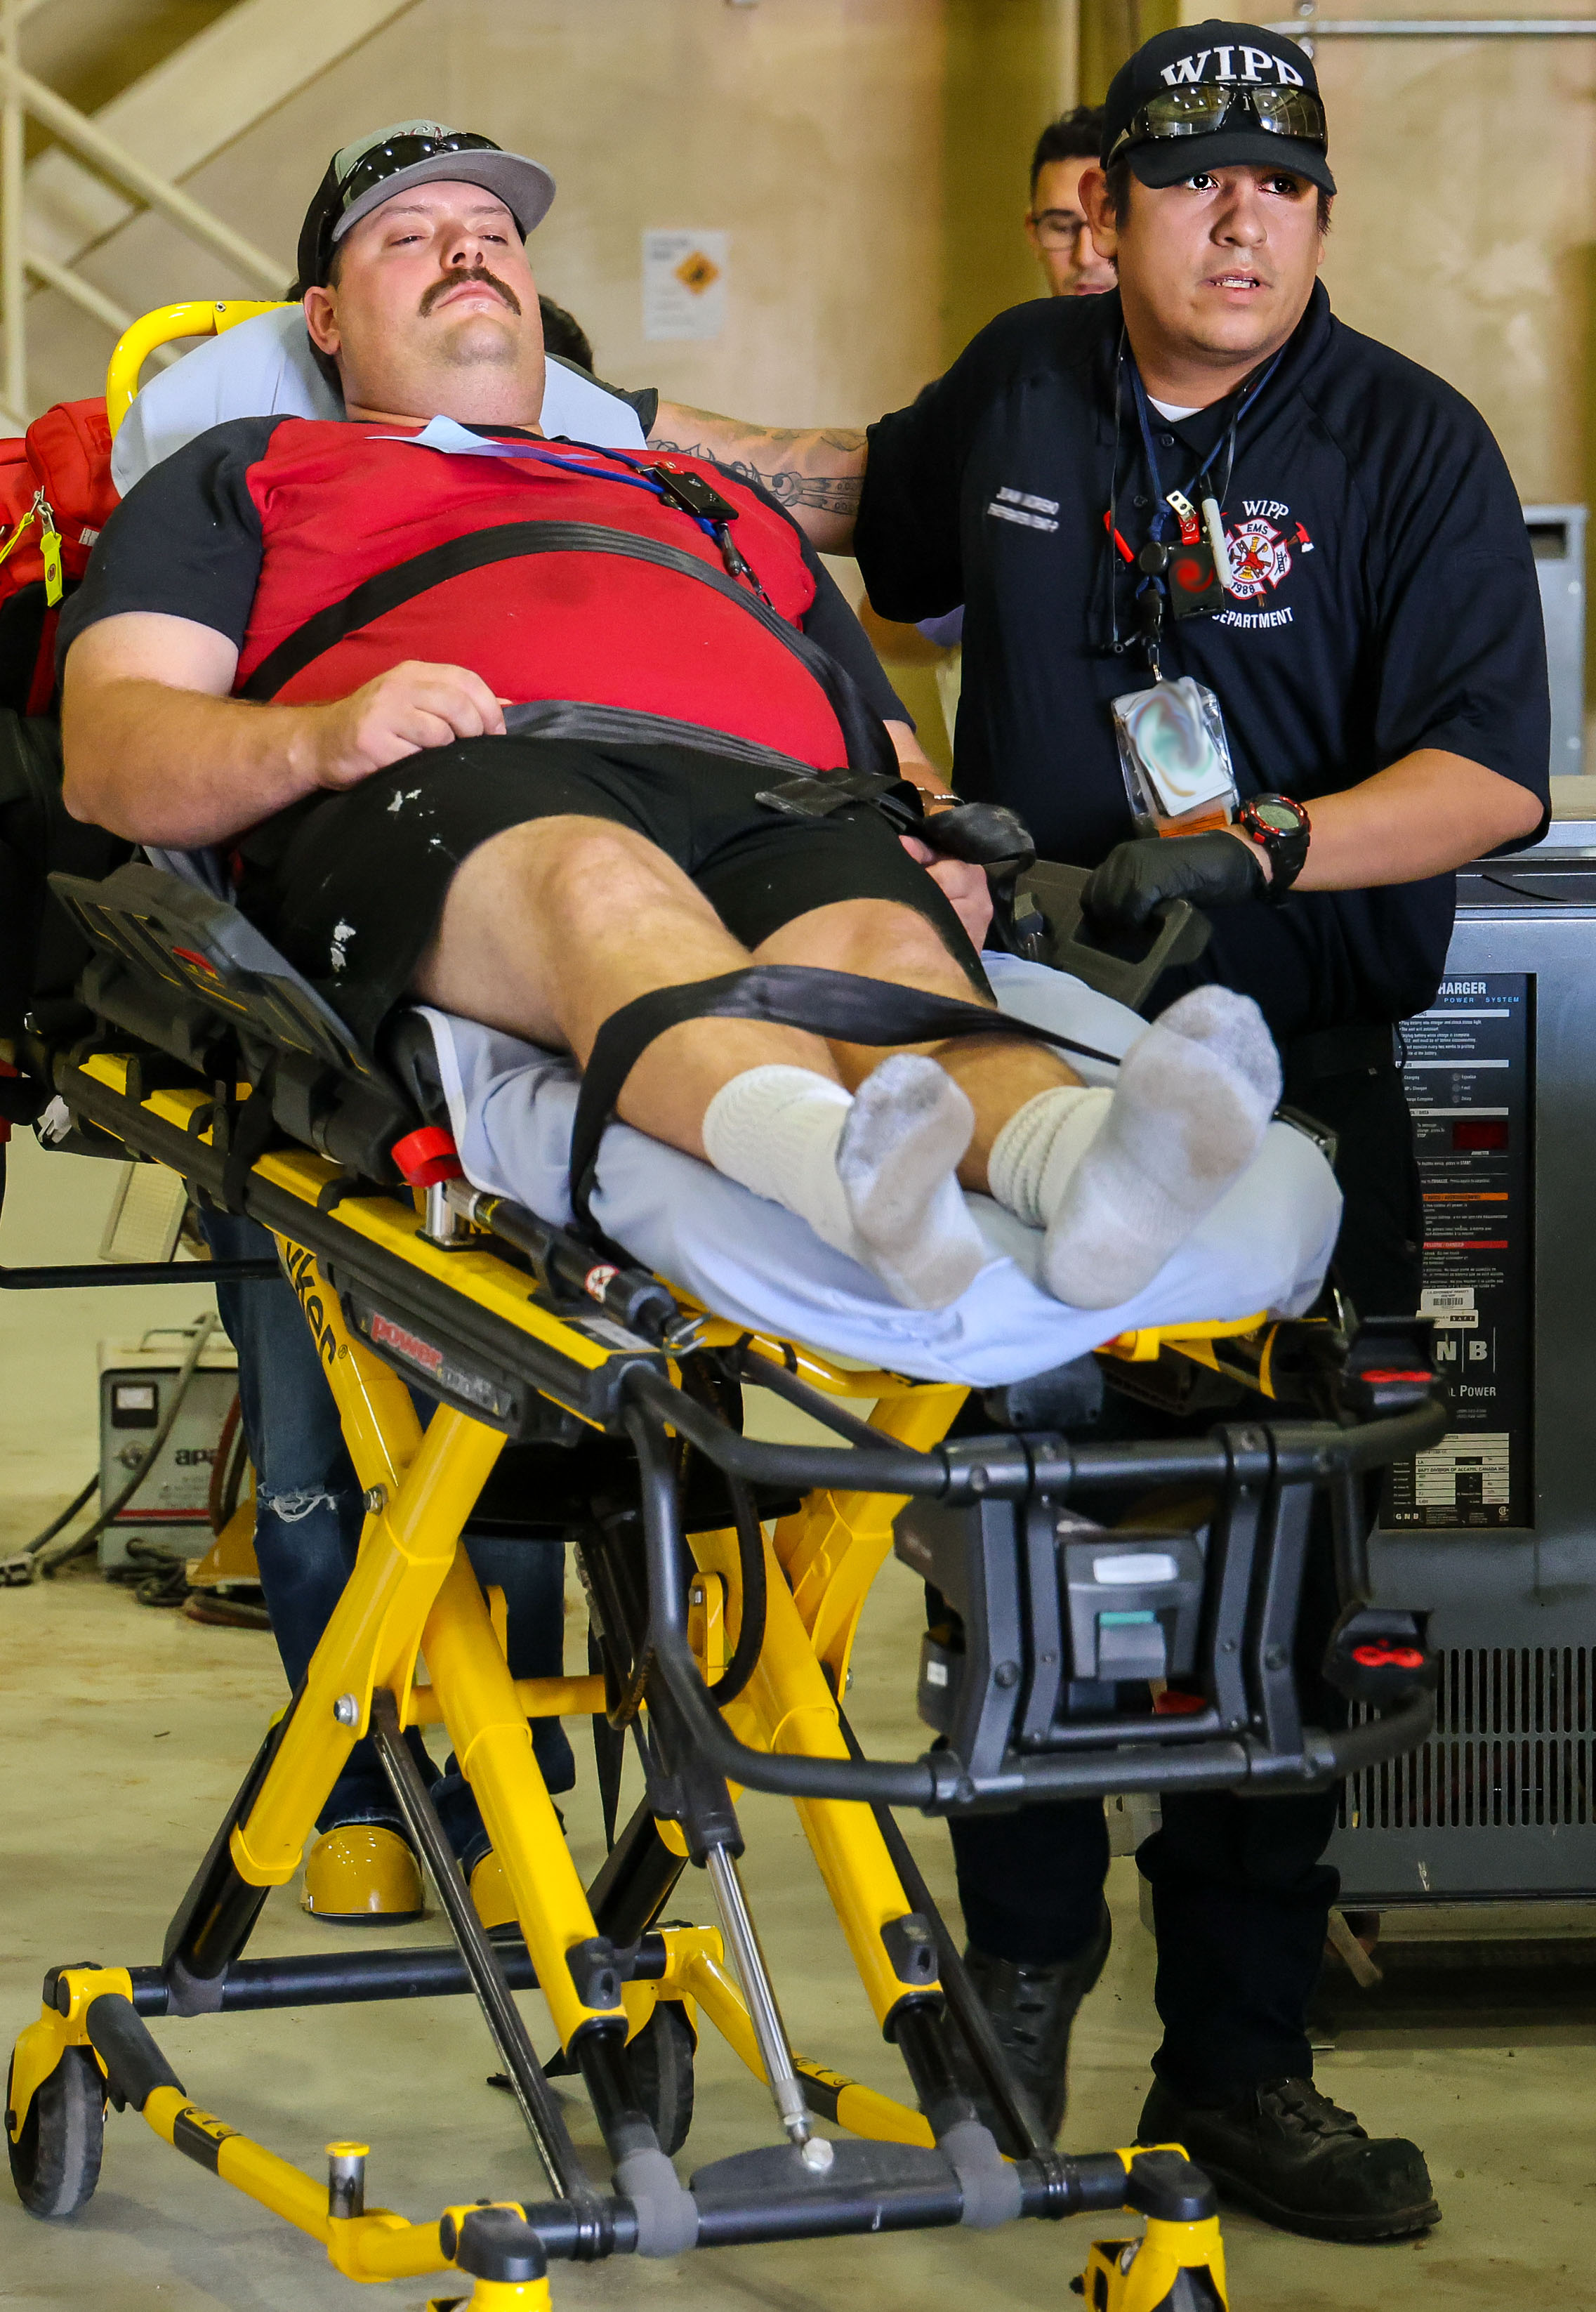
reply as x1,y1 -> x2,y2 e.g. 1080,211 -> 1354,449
1102,20 -> 1335,197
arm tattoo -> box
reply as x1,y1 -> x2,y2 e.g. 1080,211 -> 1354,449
647,407 -> 866,519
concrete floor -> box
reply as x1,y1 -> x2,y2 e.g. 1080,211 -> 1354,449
2,1135 -> 1593,2311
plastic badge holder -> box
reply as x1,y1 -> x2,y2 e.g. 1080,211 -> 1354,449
1113,675 -> 1239,836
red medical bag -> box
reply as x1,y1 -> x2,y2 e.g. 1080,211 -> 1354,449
0,397 -> 117,716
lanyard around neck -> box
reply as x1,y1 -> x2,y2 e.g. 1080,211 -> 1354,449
393,419 -> 770,599
470,433 -> 719,532
1126,351 -> 1283,544
1100,340 -> 1285,670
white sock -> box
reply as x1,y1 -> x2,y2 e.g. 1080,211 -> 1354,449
987,1082 -> 1113,1231
988,988 -> 1281,1311
836,1053 -> 989,1308
701,1056 -> 987,1311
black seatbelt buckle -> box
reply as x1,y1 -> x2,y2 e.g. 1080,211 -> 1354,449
647,463 -> 741,524
754,768 -> 906,821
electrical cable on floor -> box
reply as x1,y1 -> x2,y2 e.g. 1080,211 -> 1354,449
0,1471 -> 100,1583
9,1312 -> 222,1585
105,1535 -> 194,1609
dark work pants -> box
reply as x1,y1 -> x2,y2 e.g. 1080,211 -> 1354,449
950,1051 -> 1423,2098
202,1212 -> 574,1870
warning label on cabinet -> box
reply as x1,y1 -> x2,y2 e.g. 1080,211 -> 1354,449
1382,972 -> 1534,1530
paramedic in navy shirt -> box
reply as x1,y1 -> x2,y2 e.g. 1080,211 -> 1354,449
676,14 -> 1549,2247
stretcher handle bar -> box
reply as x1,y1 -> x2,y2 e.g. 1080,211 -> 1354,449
724,1341 -> 899,1450
626,1399 -> 1438,1811
628,1365 -> 1448,1506
1302,1688 -> 1435,1780
628,1399 -> 941,1805
0,1256 -> 279,1289
628,1365 -> 947,1499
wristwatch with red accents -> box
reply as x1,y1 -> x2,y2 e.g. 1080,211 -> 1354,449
1235,792 -> 1311,902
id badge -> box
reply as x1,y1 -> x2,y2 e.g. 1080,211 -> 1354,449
1112,676 -> 1239,835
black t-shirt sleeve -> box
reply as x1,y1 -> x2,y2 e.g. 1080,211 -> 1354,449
56,415 -> 282,674
855,346 -> 1000,623
1361,395 -> 1551,849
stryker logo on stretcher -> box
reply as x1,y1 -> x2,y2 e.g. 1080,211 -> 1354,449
1160,46 -> 1305,84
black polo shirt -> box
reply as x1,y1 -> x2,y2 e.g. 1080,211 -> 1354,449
856,282 -> 1550,1040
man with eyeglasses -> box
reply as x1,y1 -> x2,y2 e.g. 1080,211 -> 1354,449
1025,105 -> 1117,300
856,105 -> 1114,704
673,16 -> 1548,2245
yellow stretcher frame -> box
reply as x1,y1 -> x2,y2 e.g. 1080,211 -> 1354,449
10,1046 -> 1236,2309
8,301 -> 1278,2306
105,300 -> 289,435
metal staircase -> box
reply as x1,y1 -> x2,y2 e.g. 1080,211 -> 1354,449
0,0 -> 421,428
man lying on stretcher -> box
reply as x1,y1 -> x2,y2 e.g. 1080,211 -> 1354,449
58,125 -> 1282,1315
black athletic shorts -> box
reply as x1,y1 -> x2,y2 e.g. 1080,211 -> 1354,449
237,733 -> 984,1044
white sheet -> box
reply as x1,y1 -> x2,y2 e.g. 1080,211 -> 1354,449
418,954 -> 1340,1387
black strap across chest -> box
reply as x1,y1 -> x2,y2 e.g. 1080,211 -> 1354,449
237,517 -> 898,782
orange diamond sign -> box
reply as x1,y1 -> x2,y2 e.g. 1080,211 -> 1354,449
675,249 -> 720,296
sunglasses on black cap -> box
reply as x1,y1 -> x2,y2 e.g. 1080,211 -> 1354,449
336,129 -> 506,210
1107,84 -> 1326,165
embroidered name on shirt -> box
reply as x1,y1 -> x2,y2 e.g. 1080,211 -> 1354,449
1215,605 -> 1295,629
989,485 -> 1060,534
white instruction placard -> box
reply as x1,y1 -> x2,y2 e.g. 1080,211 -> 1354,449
642,229 -> 728,342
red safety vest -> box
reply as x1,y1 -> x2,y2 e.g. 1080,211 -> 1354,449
232,421 -> 850,769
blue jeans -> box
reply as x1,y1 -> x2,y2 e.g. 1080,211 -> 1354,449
202,1212 -> 574,1870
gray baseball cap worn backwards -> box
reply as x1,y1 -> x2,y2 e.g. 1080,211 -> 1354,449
1102,20 -> 1335,197
296,120 -> 557,290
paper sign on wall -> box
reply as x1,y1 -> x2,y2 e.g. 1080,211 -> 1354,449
642,229 -> 728,342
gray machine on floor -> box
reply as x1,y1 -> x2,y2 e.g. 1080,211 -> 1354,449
1327,814 -> 1596,1904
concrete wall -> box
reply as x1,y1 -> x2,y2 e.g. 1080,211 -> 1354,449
20,0 -> 235,158
1305,11 -> 1596,515
1189,1 -> 1596,743
25,0 -> 954,440
941,0 -> 1076,364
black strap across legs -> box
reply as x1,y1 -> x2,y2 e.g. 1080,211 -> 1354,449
567,963 -> 1121,1238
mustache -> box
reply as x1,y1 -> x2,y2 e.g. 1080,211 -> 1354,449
419,265 -> 522,319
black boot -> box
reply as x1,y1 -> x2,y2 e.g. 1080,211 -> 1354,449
1138,2074 -> 1439,2242
947,1903 -> 1112,2141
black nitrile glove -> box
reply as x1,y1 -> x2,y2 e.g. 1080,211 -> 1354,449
919,799 -> 1036,872
1082,829 -> 1265,933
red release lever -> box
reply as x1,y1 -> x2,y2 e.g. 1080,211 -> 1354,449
1351,1641 -> 1427,1671
391,1124 -> 463,1188
1153,1685 -> 1208,1716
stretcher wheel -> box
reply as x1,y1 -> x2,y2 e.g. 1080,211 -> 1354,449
6,2048 -> 105,2219
628,1999 -> 695,2155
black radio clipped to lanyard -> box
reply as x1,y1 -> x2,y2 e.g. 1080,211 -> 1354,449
647,461 -> 772,603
